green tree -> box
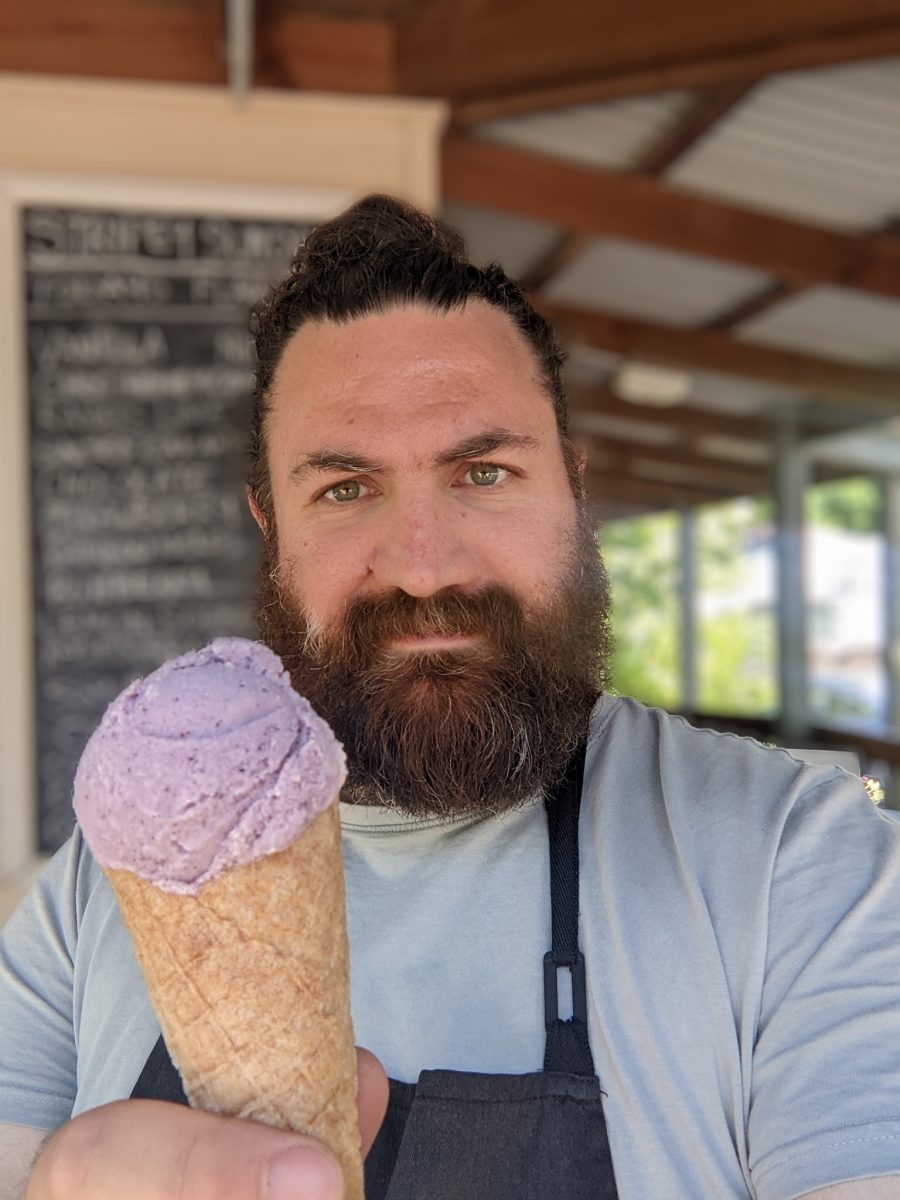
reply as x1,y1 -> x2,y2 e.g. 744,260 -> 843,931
698,610 -> 778,715
602,511 -> 682,710
805,477 -> 883,534
696,497 -> 777,715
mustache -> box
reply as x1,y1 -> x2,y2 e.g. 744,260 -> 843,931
309,586 -> 525,656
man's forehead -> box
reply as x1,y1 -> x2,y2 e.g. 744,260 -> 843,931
272,301 -> 545,394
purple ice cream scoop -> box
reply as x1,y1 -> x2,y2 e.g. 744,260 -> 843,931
73,637 -> 346,894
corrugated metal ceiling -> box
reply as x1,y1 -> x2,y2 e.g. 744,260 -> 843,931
737,285 -> 900,366
453,64 -> 900,469
544,237 -> 772,326
688,369 -> 802,415
472,91 -> 693,171
440,200 -> 560,280
668,58 -> 900,231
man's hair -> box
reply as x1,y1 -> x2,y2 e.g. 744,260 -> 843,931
247,193 -> 576,520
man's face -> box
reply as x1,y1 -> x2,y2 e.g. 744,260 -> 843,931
254,302 -> 611,816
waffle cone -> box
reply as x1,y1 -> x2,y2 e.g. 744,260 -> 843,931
107,801 -> 362,1199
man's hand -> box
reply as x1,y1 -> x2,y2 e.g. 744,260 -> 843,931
24,1047 -> 388,1200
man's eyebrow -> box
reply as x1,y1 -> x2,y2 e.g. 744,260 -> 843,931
434,429 -> 540,466
289,449 -> 386,483
289,430 -> 540,484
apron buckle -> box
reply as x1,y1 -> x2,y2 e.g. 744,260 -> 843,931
543,950 -> 587,1026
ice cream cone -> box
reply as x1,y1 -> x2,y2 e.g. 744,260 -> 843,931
107,800 -> 363,1199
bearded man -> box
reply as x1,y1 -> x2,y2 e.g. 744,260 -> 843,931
3,196 -> 900,1200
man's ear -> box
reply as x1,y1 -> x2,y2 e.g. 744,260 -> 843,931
246,486 -> 268,536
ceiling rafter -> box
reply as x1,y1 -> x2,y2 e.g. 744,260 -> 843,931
519,232 -> 592,293
583,467 -> 730,511
520,82 -> 758,297
442,135 -> 900,300
704,281 -> 804,331
5,0 -> 900,111
586,435 -> 771,493
541,301 -> 900,410
634,81 -> 756,176
450,21 -> 900,126
583,436 -> 862,514
570,387 -> 774,442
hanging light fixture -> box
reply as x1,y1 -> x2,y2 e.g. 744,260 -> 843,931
612,360 -> 693,407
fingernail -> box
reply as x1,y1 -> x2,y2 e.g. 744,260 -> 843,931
266,1145 -> 344,1200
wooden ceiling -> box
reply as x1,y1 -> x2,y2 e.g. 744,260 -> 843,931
5,0 -> 900,517
6,0 -> 900,107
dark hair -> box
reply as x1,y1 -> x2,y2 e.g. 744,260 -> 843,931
248,194 -> 576,520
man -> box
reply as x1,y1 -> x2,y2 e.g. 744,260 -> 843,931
2,195 -> 900,1200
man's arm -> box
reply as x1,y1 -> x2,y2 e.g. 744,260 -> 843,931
0,1125 -> 51,1200
802,1181 -> 900,1198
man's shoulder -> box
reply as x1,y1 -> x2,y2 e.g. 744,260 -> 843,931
590,692 -> 793,766
585,693 -> 856,823
4,824 -> 112,948
580,694 -> 885,912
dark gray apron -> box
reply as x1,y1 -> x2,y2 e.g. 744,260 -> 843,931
132,745 -> 620,1198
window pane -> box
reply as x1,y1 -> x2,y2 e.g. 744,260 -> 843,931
806,477 -> 886,728
697,497 -> 778,716
603,511 -> 682,711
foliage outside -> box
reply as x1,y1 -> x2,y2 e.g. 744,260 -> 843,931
601,477 -> 884,722
601,511 -> 682,711
696,497 -> 777,717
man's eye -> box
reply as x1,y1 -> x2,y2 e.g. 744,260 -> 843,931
322,479 -> 369,503
467,463 -> 508,487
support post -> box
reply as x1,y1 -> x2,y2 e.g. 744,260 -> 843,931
774,419 -> 810,744
884,476 -> 900,810
886,477 -> 900,731
679,507 -> 697,715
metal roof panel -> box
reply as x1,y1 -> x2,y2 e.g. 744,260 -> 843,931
544,237 -> 772,326
668,58 -> 900,231
440,200 -> 561,280
737,286 -> 900,365
473,91 -> 693,170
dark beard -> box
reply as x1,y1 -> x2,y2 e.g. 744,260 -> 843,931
254,511 -> 613,818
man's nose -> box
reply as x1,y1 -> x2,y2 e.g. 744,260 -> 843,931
368,496 -> 481,598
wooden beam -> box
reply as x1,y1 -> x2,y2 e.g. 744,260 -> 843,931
256,12 -> 397,93
6,0 -> 900,111
705,281 -> 804,331
0,2 -> 400,93
584,451 -> 859,515
519,232 -> 593,293
450,20 -> 900,125
541,302 -> 900,411
0,0 -> 227,84
442,135 -> 900,301
586,435 -> 771,492
571,386 -> 774,442
526,85 -> 753,292
585,426 -> 859,481
584,467 -> 732,510
591,498 -> 660,521
407,2 -> 900,100
635,82 -> 756,176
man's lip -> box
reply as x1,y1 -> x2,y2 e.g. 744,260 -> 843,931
387,632 -> 482,650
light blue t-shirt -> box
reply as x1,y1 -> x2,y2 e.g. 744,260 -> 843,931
3,695 -> 900,1200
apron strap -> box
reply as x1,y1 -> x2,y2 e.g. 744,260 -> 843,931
543,742 -> 595,1077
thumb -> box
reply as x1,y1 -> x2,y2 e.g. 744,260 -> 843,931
28,1099 -> 346,1200
356,1046 -> 389,1158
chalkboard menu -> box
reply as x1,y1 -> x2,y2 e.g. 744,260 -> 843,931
25,207 -> 313,852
